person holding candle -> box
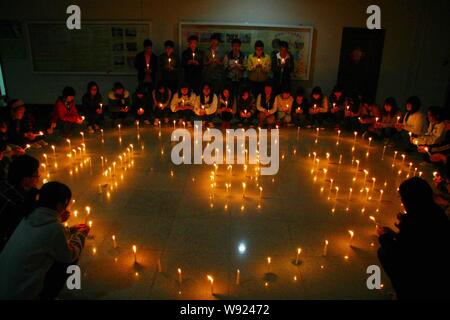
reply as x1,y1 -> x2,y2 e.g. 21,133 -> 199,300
271,41 -> 294,93
328,84 -> 347,130
81,81 -> 104,134
202,34 -> 225,94
217,86 -> 236,129
247,40 -> 271,98
134,39 -> 158,94
194,83 -> 218,128
342,92 -> 362,132
309,86 -> 329,129
181,35 -> 204,94
274,86 -> 293,126
236,87 -> 257,127
358,96 -> 382,139
170,82 -> 196,127
108,82 -> 131,127
412,106 -> 446,148
291,86 -> 310,127
256,82 -> 277,128
373,97 -> 402,143
376,177 -> 450,300
132,86 -> 152,125
158,40 -> 179,93
223,38 -> 247,97
152,81 -> 172,125
48,87 -> 84,138
0,181 -> 91,299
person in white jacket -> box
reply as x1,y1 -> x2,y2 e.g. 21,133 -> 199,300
0,181 -> 90,300
413,106 -> 447,146
194,83 -> 217,128
170,83 -> 196,127
394,96 -> 427,150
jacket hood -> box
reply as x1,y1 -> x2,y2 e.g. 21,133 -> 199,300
26,207 -> 60,227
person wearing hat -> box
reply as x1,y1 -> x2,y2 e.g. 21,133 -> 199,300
48,87 -> 83,137
7,99 -> 47,149
158,40 -> 179,93
107,82 -> 131,126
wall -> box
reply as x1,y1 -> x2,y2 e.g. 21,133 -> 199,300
0,0 -> 449,108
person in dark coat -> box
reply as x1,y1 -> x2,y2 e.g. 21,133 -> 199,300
134,39 -> 158,94
181,35 -> 204,94
377,177 -> 450,300
81,81 -> 104,133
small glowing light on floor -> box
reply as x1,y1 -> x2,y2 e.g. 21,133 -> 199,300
135,272 -> 139,277
320,265 -> 324,269
114,257 -> 118,263
238,243 -> 246,254
240,205 -> 245,211
293,276 -> 297,281
264,282 -> 269,287
92,247 -> 96,255
344,255 -> 349,261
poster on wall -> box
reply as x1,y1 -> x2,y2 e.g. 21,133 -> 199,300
179,22 -> 313,80
27,21 -> 151,74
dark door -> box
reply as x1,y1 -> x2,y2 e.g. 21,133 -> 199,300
337,27 -> 385,100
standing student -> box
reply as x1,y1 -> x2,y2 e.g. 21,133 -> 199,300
194,83 -> 218,128
412,106 -> 447,147
236,87 -> 257,127
256,82 -> 277,128
309,87 -> 329,128
48,87 -> 84,137
272,41 -> 294,92
329,85 -> 347,129
170,83 -> 196,127
223,38 -> 247,97
274,86 -> 293,126
217,87 -> 236,129
0,181 -> 90,300
202,34 -> 224,94
374,97 -> 403,142
247,40 -> 271,98
132,86 -> 152,125
81,82 -> 103,134
181,35 -> 204,94
0,155 -> 40,252
291,86 -> 310,127
134,39 -> 158,94
158,40 -> 179,94
394,96 -> 426,151
108,82 -> 131,126
152,81 -> 172,125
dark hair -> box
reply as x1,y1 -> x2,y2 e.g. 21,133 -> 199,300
201,82 -> 212,91
311,86 -> 322,96
135,85 -> 146,95
279,41 -> 289,49
113,82 -> 124,91
296,86 -> 305,97
7,155 -> 40,186
280,86 -> 291,94
62,87 -> 76,98
188,35 -> 199,42
384,97 -> 397,108
255,40 -> 264,48
38,181 -> 72,210
332,84 -> 343,94
164,40 -> 175,48
210,33 -> 220,41
399,177 -> 434,215
264,81 -> 274,89
428,106 -> 444,122
143,39 -> 153,48
406,96 -> 421,113
231,38 -> 241,45
0,139 -> 7,153
156,81 -> 168,91
86,81 -> 99,93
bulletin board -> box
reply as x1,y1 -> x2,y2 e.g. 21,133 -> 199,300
27,21 -> 151,74
179,22 -> 314,80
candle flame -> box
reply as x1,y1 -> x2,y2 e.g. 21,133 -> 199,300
132,245 -> 137,253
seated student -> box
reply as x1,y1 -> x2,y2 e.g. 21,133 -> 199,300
309,86 -> 329,128
274,86 -> 293,126
0,120 -> 25,157
217,87 -> 236,129
329,84 -> 347,129
81,81 -> 104,134
236,87 -> 257,127
376,177 -> 450,300
247,40 -> 271,98
223,38 -> 247,97
202,34 -> 224,94
170,83 -> 196,127
108,82 -> 131,126
134,39 -> 158,94
272,41 -> 294,93
359,96 -> 382,139
291,87 -> 310,128
0,155 -> 40,252
343,93 -> 362,132
152,81 -> 172,126
132,86 -> 152,125
158,40 -> 179,94
373,97 -> 402,142
194,83 -> 217,128
48,87 -> 84,137
256,82 -> 277,128
0,181 -> 90,300
0,140 -> 11,180
7,99 -> 47,149
393,96 -> 427,151
181,35 -> 204,94
412,106 -> 447,148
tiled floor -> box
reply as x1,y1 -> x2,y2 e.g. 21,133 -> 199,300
31,124 -> 432,299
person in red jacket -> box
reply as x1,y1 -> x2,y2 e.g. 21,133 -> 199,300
48,87 -> 84,137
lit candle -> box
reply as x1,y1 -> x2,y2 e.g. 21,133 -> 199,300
295,248 -> 302,265
368,137 -> 372,147
112,235 -> 117,248
84,206 -> 91,223
329,179 -> 334,192
173,120 -> 176,130
178,268 -> 182,287
348,187 -> 353,201
259,186 -> 263,199
168,57 -> 171,67
80,131 -> 85,144
335,186 -> 339,200
397,116 -> 401,124
372,177 -> 376,190
339,154 -> 343,164
401,154 -> 406,168
242,182 -> 246,198
323,240 -> 329,256
118,124 -> 121,135
355,160 -> 360,172
337,130 -> 341,139
348,230 -> 354,246
88,220 -> 93,229
353,131 -> 358,143
66,139 -> 71,150
207,275 -> 214,295
381,145 -> 386,160
236,269 -> 240,285
132,245 -> 137,263
267,257 -> 271,273
43,154 -> 48,167
192,52 -> 196,60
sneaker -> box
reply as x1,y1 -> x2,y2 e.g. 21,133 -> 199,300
87,126 -> 94,134
144,119 -> 151,125
37,140 -> 49,146
154,119 -> 160,126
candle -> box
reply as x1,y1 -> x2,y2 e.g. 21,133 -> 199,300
168,57 -> 171,67
337,130 -> 341,139
80,131 -> 85,144
242,182 -> 246,198
329,179 -> 334,192
348,187 -> 353,201
365,187 -> 370,201
381,145 -> 386,160
353,131 -> 358,143
397,116 -> 401,124
368,137 -> 372,147
339,154 -> 343,164
118,124 -> 121,135
335,187 -> 339,200
355,160 -> 360,172
401,154 -> 406,168
132,245 -> 137,263
43,154 -> 48,167
178,268 -> 182,287
112,235 -> 117,248
267,257 -> 271,273
88,220 -> 93,229
192,52 -> 196,60
236,269 -> 240,285
259,186 -> 263,199
323,240 -> 329,256
51,145 -> 56,159
348,230 -> 354,246
84,206 -> 91,223
173,120 -> 176,130
295,248 -> 302,265
207,275 -> 214,295
66,139 -> 71,150
372,177 -> 376,190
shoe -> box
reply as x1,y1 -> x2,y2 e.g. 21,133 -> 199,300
154,119 -> 160,126
187,121 -> 193,128
87,126 -> 94,134
144,119 -> 151,125
37,140 -> 49,146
